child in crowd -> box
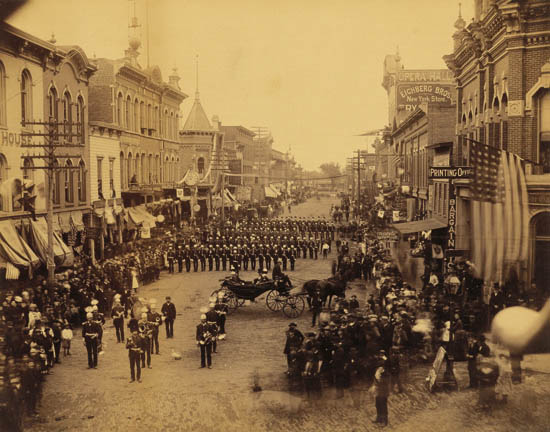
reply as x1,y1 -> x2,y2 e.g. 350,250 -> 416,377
61,324 -> 73,356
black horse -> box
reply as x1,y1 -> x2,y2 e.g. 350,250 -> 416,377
303,277 -> 347,308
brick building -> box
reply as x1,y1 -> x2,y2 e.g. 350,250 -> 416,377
0,23 -> 95,252
218,125 -> 256,194
443,0 -> 550,293
88,39 -> 187,210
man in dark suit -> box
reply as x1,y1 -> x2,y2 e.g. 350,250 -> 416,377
161,296 -> 176,339
82,312 -> 102,369
196,314 -> 214,369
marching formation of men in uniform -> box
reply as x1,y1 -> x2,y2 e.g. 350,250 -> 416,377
167,217 -> 336,275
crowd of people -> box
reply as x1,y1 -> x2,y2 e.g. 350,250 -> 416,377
282,197 -> 539,425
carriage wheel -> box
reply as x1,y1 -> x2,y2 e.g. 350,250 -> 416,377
283,296 -> 305,318
266,289 -> 286,312
226,291 -> 239,314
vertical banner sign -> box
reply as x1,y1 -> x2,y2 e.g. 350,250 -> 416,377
446,182 -> 456,271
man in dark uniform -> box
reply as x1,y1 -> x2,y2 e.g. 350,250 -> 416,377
167,247 -> 175,274
243,246 -> 250,271
214,247 -> 221,271
250,246 -> 256,271
214,292 -> 228,339
184,247 -> 191,272
147,304 -> 162,355
196,314 -> 213,369
265,250 -> 272,270
284,323 -> 304,374
138,312 -> 152,369
207,247 -> 214,271
289,247 -> 296,271
199,248 -> 206,271
192,249 -> 199,272
221,247 -> 228,271
82,312 -> 101,369
258,247 -> 264,271
161,296 -> 176,339
111,299 -> 125,343
281,248 -> 288,271
126,328 -> 144,383
205,303 -> 219,354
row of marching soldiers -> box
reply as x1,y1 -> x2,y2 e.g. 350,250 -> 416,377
195,292 -> 228,369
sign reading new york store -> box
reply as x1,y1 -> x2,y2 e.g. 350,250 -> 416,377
397,84 -> 453,111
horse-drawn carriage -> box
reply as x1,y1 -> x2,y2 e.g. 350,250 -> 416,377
210,276 -> 306,318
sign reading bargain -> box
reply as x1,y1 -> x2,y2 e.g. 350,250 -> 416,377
397,84 -> 453,111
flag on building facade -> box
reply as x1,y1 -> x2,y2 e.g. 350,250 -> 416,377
469,140 -> 529,283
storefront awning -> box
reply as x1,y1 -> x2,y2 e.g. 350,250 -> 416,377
392,218 -> 448,235
70,211 -> 85,231
30,218 -> 74,268
104,207 -> 116,225
59,212 -> 72,233
264,186 -> 278,198
0,220 -> 40,269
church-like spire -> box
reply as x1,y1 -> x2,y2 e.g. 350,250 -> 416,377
454,2 -> 466,31
183,54 -> 212,132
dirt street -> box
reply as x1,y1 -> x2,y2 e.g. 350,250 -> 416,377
26,197 -> 550,432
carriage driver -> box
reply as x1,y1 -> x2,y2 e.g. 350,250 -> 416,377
272,259 -> 292,289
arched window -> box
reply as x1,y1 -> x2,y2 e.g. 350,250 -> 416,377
76,96 -> 85,143
148,154 -> 153,183
48,87 -> 58,120
135,156 -> 140,183
0,61 -> 6,126
154,106 -> 159,136
134,99 -> 140,132
22,157 -> 34,182
52,159 -> 60,205
120,152 -> 126,189
65,159 -> 74,203
12,179 -> 22,211
163,109 -> 169,138
147,104 -> 152,134
128,152 -> 134,186
140,102 -> 145,132
170,112 -> 174,139
141,153 -> 147,183
21,70 -> 32,126
197,157 -> 205,175
126,95 -> 131,130
63,92 -> 72,140
0,153 -> 7,211
155,155 -> 160,183
77,160 -> 86,202
117,93 -> 124,126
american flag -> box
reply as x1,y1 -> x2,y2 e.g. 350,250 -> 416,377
470,140 -> 529,283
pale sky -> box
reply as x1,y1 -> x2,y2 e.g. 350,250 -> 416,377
7,0 -> 473,170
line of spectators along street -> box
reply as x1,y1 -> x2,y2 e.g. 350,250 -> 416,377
284,201 -> 539,422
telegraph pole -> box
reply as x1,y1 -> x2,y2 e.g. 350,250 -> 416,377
21,116 -> 83,284
356,149 -> 361,220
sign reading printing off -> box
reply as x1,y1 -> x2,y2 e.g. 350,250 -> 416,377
397,84 -> 453,111
176,188 -> 184,198
428,166 -> 473,179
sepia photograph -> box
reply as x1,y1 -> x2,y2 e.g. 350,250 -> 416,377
0,0 -> 549,430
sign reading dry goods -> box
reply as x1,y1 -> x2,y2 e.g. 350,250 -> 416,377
397,84 -> 453,111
